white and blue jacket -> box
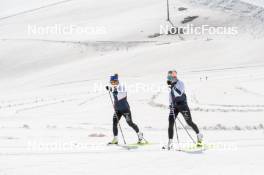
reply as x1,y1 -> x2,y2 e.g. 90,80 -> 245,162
169,79 -> 187,106
112,83 -> 130,112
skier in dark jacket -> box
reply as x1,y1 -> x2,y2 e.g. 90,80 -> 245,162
166,70 -> 203,149
106,74 -> 143,144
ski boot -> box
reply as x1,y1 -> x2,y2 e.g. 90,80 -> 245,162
137,132 -> 144,144
108,136 -> 118,145
167,139 -> 173,150
196,133 -> 203,147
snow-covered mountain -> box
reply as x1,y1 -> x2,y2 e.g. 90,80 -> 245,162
0,0 -> 264,175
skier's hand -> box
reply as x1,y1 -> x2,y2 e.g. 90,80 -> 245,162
167,80 -> 172,86
105,86 -> 112,91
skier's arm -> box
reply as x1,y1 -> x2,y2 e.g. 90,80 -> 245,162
169,89 -> 173,105
116,84 -> 127,100
173,81 -> 185,97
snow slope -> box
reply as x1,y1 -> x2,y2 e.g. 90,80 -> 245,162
0,0 -> 264,175
0,0 -> 71,19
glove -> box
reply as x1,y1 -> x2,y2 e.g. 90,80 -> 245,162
105,86 -> 112,91
167,80 -> 172,86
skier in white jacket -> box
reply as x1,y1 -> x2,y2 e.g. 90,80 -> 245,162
167,70 -> 203,149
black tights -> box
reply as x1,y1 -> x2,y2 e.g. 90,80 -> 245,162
168,104 -> 199,139
113,109 -> 139,136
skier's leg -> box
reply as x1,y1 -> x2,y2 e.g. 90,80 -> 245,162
109,112 -> 122,144
123,110 -> 139,133
123,109 -> 145,143
179,105 -> 199,134
113,112 -> 122,136
168,114 -> 175,139
179,105 -> 203,145
168,109 -> 179,139
167,108 -> 179,149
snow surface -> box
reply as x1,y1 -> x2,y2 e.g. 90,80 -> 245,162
0,0 -> 264,175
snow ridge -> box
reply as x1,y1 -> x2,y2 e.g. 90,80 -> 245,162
190,0 -> 264,21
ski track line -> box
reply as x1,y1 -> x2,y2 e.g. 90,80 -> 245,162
0,38 -> 156,48
165,123 -> 264,131
0,96 -> 73,110
190,88 -> 264,112
14,97 -> 83,113
191,107 -> 264,112
200,103 -> 264,108
186,64 -> 264,73
44,78 -> 100,88
209,137 -> 264,143
15,101 -> 69,113
0,0 -> 75,21
78,93 -> 105,106
0,91 -> 95,110
0,123 -> 263,131
13,92 -> 103,113
148,91 -> 167,109
0,38 -> 158,54
200,124 -> 264,131
148,91 -> 264,112
190,92 -> 264,108
235,86 -> 264,97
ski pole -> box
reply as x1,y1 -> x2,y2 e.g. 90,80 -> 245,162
107,90 -> 126,144
169,85 -> 180,146
170,105 -> 180,145
176,117 -> 196,144
169,85 -> 195,144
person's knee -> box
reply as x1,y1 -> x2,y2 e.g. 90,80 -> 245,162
126,120 -> 134,126
181,109 -> 191,121
124,113 -> 132,122
186,118 -> 194,126
168,116 -> 174,128
127,122 -> 133,127
113,117 -> 118,125
169,115 -> 175,123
